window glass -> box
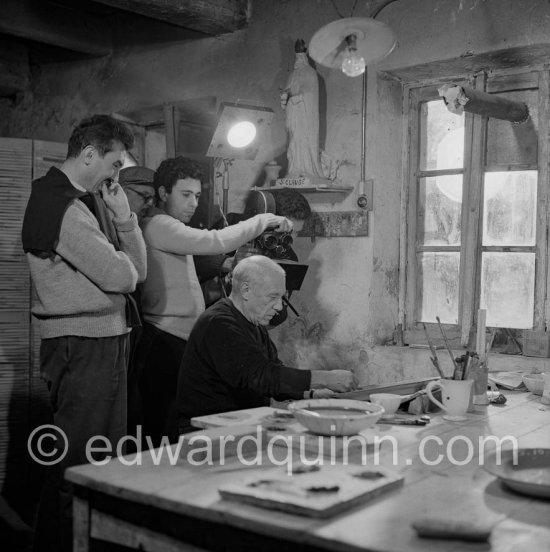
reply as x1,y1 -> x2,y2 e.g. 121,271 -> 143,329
418,175 -> 462,246
417,252 -> 460,324
483,171 -> 537,246
480,252 -> 535,328
419,100 -> 464,171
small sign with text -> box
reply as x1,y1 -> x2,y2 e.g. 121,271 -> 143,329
276,177 -> 308,188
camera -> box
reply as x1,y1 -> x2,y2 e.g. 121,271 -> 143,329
254,231 -> 293,258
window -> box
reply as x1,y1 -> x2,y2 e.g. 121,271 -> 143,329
402,71 -> 548,345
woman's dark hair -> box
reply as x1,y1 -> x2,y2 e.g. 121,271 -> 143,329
66,114 -> 134,158
272,188 -> 312,220
154,156 -> 205,194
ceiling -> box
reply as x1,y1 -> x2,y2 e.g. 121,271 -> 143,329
0,0 -> 249,96
0,0 -> 248,62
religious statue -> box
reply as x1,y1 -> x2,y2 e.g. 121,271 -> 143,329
280,39 -> 328,183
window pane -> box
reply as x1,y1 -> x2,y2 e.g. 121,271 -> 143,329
419,100 -> 464,171
483,171 -> 537,246
486,89 -> 538,166
419,176 -> 462,246
480,252 -> 535,328
417,252 -> 460,324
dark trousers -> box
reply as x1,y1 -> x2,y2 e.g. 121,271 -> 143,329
138,323 -> 186,448
33,334 -> 129,552
126,325 -> 144,453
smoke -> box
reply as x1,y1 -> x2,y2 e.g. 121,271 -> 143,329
293,339 -> 362,375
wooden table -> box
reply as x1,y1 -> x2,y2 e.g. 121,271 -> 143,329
66,391 -> 550,552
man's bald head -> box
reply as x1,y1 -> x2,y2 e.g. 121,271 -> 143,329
230,256 -> 286,326
232,255 -> 285,291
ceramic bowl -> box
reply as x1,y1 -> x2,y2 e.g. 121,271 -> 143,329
522,373 -> 544,395
369,393 -> 402,417
287,399 -> 385,436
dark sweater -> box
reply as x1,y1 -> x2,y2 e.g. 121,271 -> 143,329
22,167 -> 85,258
177,298 -> 311,421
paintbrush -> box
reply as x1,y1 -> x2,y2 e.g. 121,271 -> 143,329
422,322 -> 445,379
282,295 -> 299,317
436,316 -> 458,374
377,417 -> 428,426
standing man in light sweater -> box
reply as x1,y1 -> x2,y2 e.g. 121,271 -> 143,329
21,114 -> 146,552
138,156 -> 293,446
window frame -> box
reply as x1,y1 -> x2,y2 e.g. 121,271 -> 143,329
399,69 -> 550,345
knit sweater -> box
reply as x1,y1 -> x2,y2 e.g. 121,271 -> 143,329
177,299 -> 312,419
140,212 -> 274,340
27,200 -> 147,338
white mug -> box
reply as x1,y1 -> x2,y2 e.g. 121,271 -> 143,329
425,379 -> 473,421
541,373 -> 550,406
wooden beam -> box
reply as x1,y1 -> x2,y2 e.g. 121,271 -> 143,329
382,44 -> 550,83
539,68 -> 550,329
73,496 -> 91,552
460,73 -> 487,347
120,96 -> 217,128
93,0 -> 249,35
398,83 -> 411,329
163,104 -> 179,158
0,0 -> 112,56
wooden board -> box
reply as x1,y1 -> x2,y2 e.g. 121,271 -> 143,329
218,464 -> 404,518
338,377 -> 439,400
179,425 -> 266,462
191,406 -> 277,429
192,407 -> 382,458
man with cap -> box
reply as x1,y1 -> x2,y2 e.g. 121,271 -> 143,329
119,165 -> 156,221
118,165 -> 156,445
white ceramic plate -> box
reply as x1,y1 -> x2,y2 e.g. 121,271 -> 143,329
483,448 -> 550,499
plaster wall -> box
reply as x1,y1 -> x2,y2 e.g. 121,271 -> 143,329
2,0 -> 550,383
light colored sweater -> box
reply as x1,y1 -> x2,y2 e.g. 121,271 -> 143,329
28,200 -> 147,338
140,213 -> 272,340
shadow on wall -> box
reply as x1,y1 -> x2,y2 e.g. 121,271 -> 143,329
271,251 -> 408,388
272,255 -> 371,381
1,382 -> 50,550
274,306 -> 376,387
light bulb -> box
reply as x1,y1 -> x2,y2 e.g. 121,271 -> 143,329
341,49 -> 365,77
341,33 -> 365,78
227,121 -> 256,148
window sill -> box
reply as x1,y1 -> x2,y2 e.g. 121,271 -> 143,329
371,345 -> 550,376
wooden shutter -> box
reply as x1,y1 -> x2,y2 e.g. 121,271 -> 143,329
0,138 -> 66,495
0,137 -> 33,491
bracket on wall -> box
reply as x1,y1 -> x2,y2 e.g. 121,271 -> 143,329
300,210 -> 369,239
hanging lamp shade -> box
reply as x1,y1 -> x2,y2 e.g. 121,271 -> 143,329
309,17 -> 396,70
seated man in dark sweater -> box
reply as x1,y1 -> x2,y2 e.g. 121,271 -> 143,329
176,255 -> 356,432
